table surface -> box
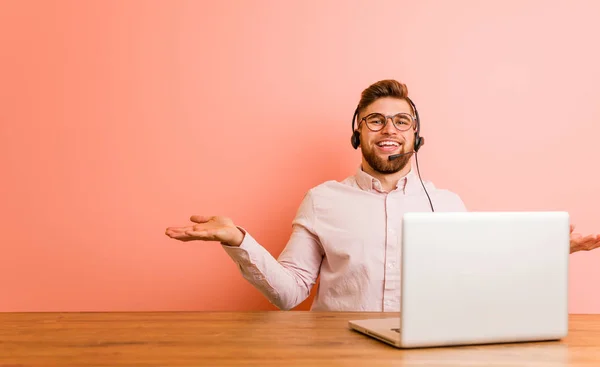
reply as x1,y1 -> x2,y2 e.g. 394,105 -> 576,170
0,311 -> 598,366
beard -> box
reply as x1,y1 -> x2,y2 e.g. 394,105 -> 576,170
362,145 -> 411,174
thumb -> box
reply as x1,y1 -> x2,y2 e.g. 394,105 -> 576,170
570,224 -> 575,233
190,215 -> 212,224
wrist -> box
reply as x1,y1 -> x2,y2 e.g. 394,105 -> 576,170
225,227 -> 245,247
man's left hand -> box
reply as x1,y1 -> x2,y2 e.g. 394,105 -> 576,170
570,224 -> 600,253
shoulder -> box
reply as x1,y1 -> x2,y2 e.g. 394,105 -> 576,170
292,179 -> 348,229
305,176 -> 360,198
294,176 -> 361,212
418,179 -> 467,211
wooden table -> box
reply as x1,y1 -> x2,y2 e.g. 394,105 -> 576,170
0,312 -> 598,366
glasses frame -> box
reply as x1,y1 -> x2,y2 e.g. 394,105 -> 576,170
358,112 -> 416,132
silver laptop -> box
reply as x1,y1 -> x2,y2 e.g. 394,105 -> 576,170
349,211 -> 570,348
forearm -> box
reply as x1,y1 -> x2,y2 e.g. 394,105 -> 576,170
222,228 -> 321,310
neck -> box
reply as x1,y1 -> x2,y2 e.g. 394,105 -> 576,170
361,159 -> 412,192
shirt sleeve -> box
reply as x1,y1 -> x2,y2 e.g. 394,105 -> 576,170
220,190 -> 324,310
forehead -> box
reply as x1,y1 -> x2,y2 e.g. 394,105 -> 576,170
362,97 -> 412,117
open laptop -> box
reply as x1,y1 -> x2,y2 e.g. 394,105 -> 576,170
349,211 -> 570,348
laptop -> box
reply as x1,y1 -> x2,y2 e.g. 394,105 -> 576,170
349,211 -> 570,348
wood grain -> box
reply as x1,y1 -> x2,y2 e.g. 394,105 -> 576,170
0,312 -> 599,366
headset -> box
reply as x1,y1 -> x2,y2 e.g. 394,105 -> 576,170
349,96 -> 434,211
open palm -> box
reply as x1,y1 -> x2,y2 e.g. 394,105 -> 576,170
165,215 -> 244,246
570,225 -> 600,253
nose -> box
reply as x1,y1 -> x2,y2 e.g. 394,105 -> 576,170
381,117 -> 398,135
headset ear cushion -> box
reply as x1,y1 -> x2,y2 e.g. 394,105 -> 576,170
351,131 -> 360,149
414,135 -> 424,152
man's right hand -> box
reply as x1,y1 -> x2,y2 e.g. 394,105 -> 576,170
165,215 -> 245,247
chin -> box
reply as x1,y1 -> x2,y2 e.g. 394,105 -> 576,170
363,151 -> 410,175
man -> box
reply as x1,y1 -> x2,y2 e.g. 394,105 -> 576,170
166,79 -> 600,312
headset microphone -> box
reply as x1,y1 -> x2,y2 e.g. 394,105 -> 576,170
388,151 -> 415,160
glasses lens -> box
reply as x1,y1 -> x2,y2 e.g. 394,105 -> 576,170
365,113 -> 386,131
392,113 -> 413,131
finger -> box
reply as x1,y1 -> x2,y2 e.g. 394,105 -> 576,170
185,228 -> 228,242
581,234 -> 596,242
584,237 -> 600,251
572,235 -> 594,247
169,233 -> 194,241
190,215 -> 212,224
579,237 -> 598,251
166,228 -> 198,242
570,224 -> 575,233
166,226 -> 193,232
184,231 -> 218,242
165,226 -> 194,235
167,232 -> 198,241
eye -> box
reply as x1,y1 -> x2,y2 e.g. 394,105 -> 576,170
393,114 -> 412,125
366,115 -> 385,125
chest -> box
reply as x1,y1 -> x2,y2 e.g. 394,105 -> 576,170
312,192 -> 432,263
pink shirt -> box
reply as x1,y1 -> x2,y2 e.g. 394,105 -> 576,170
222,166 -> 467,312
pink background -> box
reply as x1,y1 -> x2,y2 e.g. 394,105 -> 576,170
1,0 -> 599,313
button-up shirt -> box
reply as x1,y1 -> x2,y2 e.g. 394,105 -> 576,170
222,166 -> 467,311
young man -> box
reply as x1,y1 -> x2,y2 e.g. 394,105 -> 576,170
166,79 -> 600,311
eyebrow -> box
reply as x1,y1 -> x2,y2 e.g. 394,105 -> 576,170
365,112 -> 410,118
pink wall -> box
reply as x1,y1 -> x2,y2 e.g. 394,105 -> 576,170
1,0 -> 599,313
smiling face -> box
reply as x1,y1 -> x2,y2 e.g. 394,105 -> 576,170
357,97 -> 416,174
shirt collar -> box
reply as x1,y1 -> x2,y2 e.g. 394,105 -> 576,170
355,165 -> 416,193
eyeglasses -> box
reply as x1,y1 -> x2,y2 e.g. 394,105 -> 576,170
359,112 -> 415,132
